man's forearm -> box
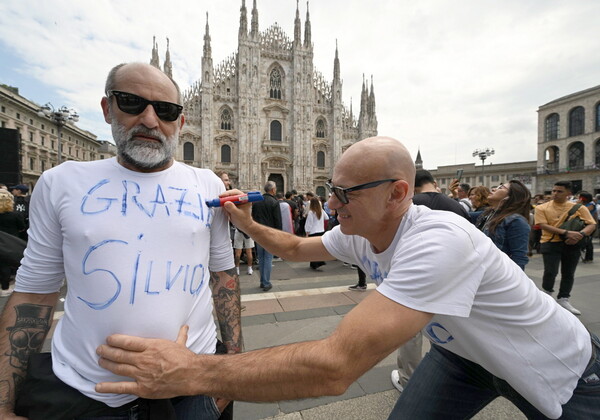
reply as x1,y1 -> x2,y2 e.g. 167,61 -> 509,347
188,338 -> 352,401
0,292 -> 58,412
210,269 -> 243,353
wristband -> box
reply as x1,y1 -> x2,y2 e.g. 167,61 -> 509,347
579,230 -> 587,237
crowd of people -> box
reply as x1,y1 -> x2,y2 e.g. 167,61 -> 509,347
0,62 -> 598,420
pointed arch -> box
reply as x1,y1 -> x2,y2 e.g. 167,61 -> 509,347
221,144 -> 231,163
315,117 -> 327,138
268,63 -> 285,100
219,106 -> 233,130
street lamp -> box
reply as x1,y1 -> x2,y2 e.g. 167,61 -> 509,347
37,103 -> 79,164
472,147 -> 495,177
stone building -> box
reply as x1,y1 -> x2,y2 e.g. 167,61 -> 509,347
151,1 -> 378,196
537,84 -> 600,195
0,84 -> 113,188
428,161 -> 537,195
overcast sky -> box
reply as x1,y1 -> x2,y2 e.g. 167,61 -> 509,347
1,0 -> 599,169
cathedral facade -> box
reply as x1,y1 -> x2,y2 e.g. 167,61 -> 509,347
151,1 -> 377,195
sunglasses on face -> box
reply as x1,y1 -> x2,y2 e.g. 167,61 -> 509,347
106,90 -> 183,122
325,178 -> 398,204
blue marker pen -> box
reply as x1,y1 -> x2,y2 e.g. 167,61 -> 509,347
206,191 -> 264,207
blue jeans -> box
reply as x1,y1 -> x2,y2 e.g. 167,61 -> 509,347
256,244 -> 273,288
388,336 -> 600,419
76,395 -> 221,420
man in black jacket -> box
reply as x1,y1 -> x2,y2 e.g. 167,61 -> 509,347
251,181 -> 282,291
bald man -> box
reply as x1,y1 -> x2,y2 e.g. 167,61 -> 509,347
97,137 -> 599,419
0,63 -> 241,419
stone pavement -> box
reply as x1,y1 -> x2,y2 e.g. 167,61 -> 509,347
1,247 -> 598,419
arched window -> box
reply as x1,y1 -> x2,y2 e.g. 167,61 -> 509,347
596,102 -> 600,131
220,109 -> 232,130
183,142 -> 194,161
270,120 -> 282,141
568,141 -> 584,170
544,146 -> 559,172
269,68 -> 282,99
316,151 -> 325,168
316,119 -> 326,138
595,139 -> 600,167
569,106 -> 585,137
544,113 -> 559,141
221,144 -> 231,163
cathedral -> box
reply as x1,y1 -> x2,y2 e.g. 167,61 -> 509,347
151,0 -> 378,195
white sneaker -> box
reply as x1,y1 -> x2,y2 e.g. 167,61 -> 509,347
390,370 -> 404,393
247,266 -> 253,275
235,267 -> 240,275
1,288 -> 13,297
557,298 -> 581,316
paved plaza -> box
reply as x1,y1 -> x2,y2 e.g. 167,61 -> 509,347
1,244 -> 598,419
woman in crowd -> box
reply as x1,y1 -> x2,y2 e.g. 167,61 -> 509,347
468,185 -> 490,223
477,180 -> 531,270
305,197 -> 327,270
0,190 -> 26,296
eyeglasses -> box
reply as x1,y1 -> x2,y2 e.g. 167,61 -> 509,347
326,179 -> 398,204
497,184 -> 508,190
106,90 -> 183,122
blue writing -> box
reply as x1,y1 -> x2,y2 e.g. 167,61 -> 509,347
78,239 -> 127,310
129,251 -> 141,304
166,261 -> 184,290
80,179 -> 118,214
150,184 -> 170,217
144,261 -> 159,295
189,264 -> 205,295
426,322 -> 454,344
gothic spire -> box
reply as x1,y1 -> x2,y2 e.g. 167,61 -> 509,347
294,0 -> 301,45
333,39 -> 340,82
369,74 -> 376,116
239,0 -> 248,37
150,36 -> 160,68
415,148 -> 423,169
163,37 -> 173,78
303,1 -> 311,47
203,12 -> 212,58
251,0 -> 259,37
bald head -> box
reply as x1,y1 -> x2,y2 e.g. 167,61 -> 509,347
105,62 -> 181,104
335,136 -> 415,192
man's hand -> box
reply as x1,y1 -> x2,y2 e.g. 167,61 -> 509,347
448,179 -> 459,198
564,230 -> 584,245
219,190 -> 252,234
95,326 -> 197,398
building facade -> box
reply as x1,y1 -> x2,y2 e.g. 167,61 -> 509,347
428,161 -> 537,195
151,1 -> 377,195
0,84 -> 114,188
537,85 -> 600,195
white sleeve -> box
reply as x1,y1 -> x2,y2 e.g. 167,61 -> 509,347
15,172 -> 65,293
207,178 -> 235,272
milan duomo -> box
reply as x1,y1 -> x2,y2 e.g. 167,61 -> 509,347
150,0 -> 378,195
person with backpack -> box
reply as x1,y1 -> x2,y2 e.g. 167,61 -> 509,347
534,181 -> 596,315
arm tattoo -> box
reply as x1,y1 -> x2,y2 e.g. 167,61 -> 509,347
210,269 -> 243,353
3,304 -> 53,401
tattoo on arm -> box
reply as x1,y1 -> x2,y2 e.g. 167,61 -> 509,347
3,304 -> 53,404
210,269 -> 243,353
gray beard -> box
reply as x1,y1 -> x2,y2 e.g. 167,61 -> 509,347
112,121 -> 178,170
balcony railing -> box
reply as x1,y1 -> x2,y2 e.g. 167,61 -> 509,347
537,164 -> 599,175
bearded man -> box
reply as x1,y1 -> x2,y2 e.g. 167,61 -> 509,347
0,63 -> 242,420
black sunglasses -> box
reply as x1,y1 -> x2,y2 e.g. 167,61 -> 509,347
107,90 -> 183,122
326,178 -> 398,204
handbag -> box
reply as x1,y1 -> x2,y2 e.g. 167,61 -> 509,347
559,204 -> 586,233
0,230 -> 27,266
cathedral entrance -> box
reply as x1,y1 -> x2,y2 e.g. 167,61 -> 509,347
268,173 -> 284,194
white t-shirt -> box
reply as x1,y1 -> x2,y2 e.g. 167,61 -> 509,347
322,205 -> 590,419
15,158 -> 234,407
